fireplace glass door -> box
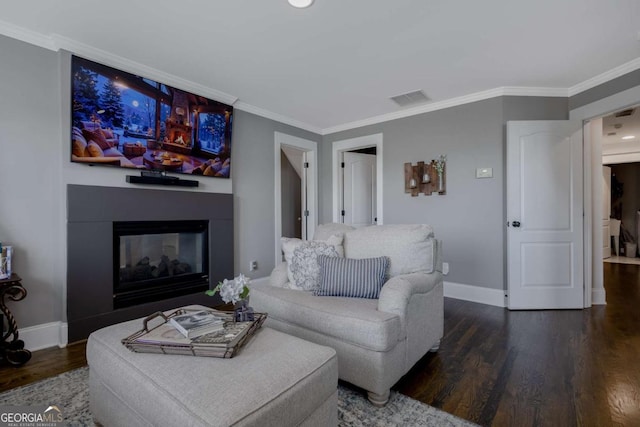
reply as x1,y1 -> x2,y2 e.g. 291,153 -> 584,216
113,220 -> 209,308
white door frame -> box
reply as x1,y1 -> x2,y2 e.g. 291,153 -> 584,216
274,132 -> 318,265
332,133 -> 384,224
571,84 -> 640,306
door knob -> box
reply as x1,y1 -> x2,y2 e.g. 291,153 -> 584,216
511,221 -> 521,227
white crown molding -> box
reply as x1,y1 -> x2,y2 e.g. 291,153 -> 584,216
1,19 -> 638,136
0,20 -> 239,106
234,101 -> 323,135
568,56 -> 640,97
322,86 -> 567,135
0,19 -> 56,51
51,34 -> 238,106
500,86 -> 569,97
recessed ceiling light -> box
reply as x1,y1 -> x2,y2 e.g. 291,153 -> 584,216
288,0 -> 314,8
622,135 -> 636,140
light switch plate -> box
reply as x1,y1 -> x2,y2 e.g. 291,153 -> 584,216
476,167 -> 493,178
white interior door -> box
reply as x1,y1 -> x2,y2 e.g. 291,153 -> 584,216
602,166 -> 611,259
342,152 -> 376,227
507,121 -> 584,309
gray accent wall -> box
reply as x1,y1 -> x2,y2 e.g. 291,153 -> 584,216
0,36 -> 62,329
0,34 -> 321,339
322,96 -> 567,291
1,28 -> 636,339
231,110 -> 320,282
569,69 -> 640,111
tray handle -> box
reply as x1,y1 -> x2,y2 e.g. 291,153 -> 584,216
142,311 -> 169,332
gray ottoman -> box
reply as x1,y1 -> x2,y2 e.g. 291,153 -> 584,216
87,311 -> 338,427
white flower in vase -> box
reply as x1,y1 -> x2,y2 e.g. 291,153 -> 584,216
206,275 -> 251,304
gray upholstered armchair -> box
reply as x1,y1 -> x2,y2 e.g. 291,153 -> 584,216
250,224 -> 444,406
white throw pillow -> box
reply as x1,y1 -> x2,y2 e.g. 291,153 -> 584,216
290,242 -> 341,291
281,234 -> 344,289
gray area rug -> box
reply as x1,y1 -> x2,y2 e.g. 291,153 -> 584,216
0,367 -> 476,426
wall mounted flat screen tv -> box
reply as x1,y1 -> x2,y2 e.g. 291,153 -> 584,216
71,56 -> 233,178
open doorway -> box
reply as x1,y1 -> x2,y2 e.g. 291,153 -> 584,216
341,147 -> 377,227
274,132 -> 317,265
601,105 -> 640,266
280,148 -> 303,239
332,133 -> 384,226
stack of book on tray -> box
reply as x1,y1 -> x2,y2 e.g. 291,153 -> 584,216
169,310 -> 224,339
124,308 -> 266,358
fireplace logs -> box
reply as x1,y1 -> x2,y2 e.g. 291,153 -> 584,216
120,255 -> 193,284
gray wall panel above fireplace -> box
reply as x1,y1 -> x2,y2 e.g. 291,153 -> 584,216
67,184 -> 233,223
67,184 -> 233,342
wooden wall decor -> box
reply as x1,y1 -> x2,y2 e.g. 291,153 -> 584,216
404,159 -> 446,196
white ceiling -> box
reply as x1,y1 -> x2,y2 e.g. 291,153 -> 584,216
1,1 -> 639,133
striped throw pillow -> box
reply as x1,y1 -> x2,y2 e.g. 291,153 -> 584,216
315,255 -> 389,299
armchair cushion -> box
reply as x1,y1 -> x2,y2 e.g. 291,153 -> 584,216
315,255 -> 389,299
250,282 -> 401,352
269,262 -> 290,288
313,223 -> 355,241
344,224 -> 435,276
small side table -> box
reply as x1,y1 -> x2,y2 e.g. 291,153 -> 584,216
0,274 -> 32,366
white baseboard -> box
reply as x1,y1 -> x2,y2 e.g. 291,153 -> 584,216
592,288 -> 607,305
444,281 -> 506,308
17,321 -> 68,351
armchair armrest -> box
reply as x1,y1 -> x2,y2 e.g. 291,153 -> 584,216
377,271 -> 442,335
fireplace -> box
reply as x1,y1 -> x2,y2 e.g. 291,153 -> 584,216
113,220 -> 209,309
67,184 -> 233,342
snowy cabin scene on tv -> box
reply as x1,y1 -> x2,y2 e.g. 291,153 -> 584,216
71,56 -> 233,178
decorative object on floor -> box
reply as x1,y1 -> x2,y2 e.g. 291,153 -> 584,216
404,155 -> 446,196
0,367 -> 478,427
0,273 -> 31,366
0,245 -> 13,279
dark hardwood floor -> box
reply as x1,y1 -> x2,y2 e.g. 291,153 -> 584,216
1,262 -> 638,426
395,262 -> 640,427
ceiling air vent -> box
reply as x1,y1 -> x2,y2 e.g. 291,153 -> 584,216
607,132 -> 617,136
390,90 -> 430,107
614,108 -> 635,117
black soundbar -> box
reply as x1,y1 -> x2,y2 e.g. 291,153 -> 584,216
126,174 -> 199,187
